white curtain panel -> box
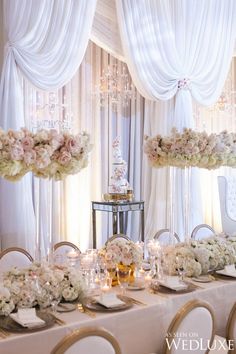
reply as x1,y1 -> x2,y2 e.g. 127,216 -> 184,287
116,0 -> 236,129
143,99 -> 203,240
91,0 -> 125,62
0,0 -> 96,253
0,0 -> 97,126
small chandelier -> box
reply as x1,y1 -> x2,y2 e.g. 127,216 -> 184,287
94,59 -> 136,111
30,90 -> 73,131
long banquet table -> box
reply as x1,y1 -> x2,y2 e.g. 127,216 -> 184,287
0,278 -> 235,354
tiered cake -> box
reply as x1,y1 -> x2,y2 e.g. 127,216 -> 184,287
109,136 -> 129,194
103,137 -> 132,201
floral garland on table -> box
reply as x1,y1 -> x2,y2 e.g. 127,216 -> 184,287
99,239 -> 143,269
0,128 -> 92,181
162,236 -> 236,277
0,263 -> 87,316
144,128 -> 236,169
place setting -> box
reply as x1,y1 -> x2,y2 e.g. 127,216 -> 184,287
213,264 -> 236,280
0,308 -> 55,334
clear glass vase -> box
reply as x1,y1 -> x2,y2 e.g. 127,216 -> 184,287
184,166 -> 191,242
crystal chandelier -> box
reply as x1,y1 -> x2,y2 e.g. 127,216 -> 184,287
30,90 -> 73,131
94,58 -> 136,111
208,74 -> 236,114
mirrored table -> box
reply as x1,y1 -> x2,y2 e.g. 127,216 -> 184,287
91,200 -> 144,248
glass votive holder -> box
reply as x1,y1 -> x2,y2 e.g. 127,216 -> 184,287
133,269 -> 145,288
66,250 -> 80,268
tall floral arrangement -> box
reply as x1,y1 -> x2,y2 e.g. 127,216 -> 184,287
99,239 -> 143,269
162,236 -> 236,277
144,128 -> 236,169
0,263 -> 87,315
0,128 -> 92,181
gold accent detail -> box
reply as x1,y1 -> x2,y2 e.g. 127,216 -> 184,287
164,299 -> 215,354
0,328 -> 10,338
103,192 -> 133,202
77,304 -> 96,318
49,313 -> 66,326
226,302 -> 236,344
51,326 -> 122,354
0,247 -> 33,261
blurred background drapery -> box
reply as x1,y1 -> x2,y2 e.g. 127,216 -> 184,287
0,0 -> 236,255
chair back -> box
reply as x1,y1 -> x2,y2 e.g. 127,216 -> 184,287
0,247 -> 33,273
51,326 -> 122,354
105,234 -> 130,245
153,229 -> 180,245
218,176 -> 236,235
226,302 -> 236,350
164,300 -> 215,354
53,241 -> 81,260
191,224 -> 215,240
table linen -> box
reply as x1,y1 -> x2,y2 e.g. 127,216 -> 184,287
0,279 -> 235,354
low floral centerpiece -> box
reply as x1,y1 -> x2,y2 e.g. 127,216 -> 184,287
144,128 -> 236,169
99,239 -> 143,285
0,128 -> 92,181
0,263 -> 87,316
162,236 -> 236,277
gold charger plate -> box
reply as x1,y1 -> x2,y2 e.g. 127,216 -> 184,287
0,311 -> 55,333
83,295 -> 133,312
151,281 -> 197,294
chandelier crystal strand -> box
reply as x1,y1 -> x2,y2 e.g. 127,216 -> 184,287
95,54 -> 136,111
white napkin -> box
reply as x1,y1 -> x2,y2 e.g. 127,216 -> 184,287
224,264 -> 236,274
158,276 -> 188,291
10,308 -> 45,328
95,293 -> 125,308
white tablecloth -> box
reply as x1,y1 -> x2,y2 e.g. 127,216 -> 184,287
0,278 -> 235,354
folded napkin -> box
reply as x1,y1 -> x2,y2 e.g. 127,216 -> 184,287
158,276 -> 188,291
224,264 -> 236,274
95,293 -> 125,308
10,308 -> 45,328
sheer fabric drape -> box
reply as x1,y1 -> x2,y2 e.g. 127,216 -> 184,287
116,0 -> 236,129
22,42 -> 144,252
0,0 -> 96,254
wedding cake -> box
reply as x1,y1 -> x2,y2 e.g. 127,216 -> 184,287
108,136 -> 130,194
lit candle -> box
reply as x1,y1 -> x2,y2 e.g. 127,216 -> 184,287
101,284 -> 110,292
145,274 -> 152,283
95,277 -> 100,284
139,267 -> 145,275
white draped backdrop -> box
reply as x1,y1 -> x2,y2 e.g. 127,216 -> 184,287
0,0 -> 236,255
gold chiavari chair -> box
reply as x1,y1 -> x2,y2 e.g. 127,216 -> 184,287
0,247 -> 33,273
164,300 -> 215,354
53,241 -> 81,253
153,229 -> 180,244
226,303 -> 236,353
191,224 -> 215,240
51,326 -> 122,354
105,234 -> 130,245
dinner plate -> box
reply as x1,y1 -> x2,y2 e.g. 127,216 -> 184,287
56,303 -> 77,312
127,284 -> 145,291
191,275 -> 212,283
83,295 -> 133,312
151,281 -> 197,294
0,311 -> 55,333
215,269 -> 236,279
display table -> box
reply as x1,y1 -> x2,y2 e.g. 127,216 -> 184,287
0,278 -> 235,354
92,200 -> 144,248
